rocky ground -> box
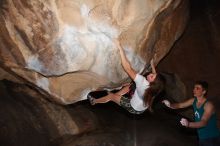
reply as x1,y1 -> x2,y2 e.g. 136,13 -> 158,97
0,80 -> 197,146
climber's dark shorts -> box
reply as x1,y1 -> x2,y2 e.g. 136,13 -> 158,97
120,95 -> 144,114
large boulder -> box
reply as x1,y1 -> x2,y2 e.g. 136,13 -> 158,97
0,0 -> 189,104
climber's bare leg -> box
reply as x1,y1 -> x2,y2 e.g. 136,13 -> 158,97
93,85 -> 130,105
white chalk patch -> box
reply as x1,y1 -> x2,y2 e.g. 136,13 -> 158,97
57,4 -> 120,74
79,88 -> 94,100
36,77 -> 50,93
80,4 -> 90,17
58,25 -> 87,71
26,55 -> 44,73
124,46 -> 145,73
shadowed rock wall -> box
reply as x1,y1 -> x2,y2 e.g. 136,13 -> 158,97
158,0 -> 220,125
158,0 -> 220,103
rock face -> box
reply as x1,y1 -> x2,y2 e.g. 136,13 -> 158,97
0,80 -> 99,146
0,0 -> 189,104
